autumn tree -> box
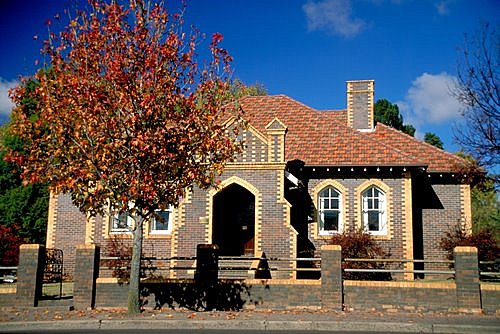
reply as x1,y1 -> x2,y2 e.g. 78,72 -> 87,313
6,0 -> 242,313
424,132 -> 444,149
374,99 -> 415,136
452,22 -> 499,168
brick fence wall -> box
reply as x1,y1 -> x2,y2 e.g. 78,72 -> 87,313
4,244 -> 499,314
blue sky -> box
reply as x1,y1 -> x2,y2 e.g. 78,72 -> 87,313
0,0 -> 498,153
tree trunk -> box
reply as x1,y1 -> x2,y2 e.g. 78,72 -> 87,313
128,215 -> 143,314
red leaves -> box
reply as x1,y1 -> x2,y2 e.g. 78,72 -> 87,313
6,0 -> 243,220
212,32 -> 223,44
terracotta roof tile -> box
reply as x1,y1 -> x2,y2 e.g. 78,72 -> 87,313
369,124 -> 467,172
238,95 -> 465,172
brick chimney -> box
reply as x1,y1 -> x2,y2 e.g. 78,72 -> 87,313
346,80 -> 374,131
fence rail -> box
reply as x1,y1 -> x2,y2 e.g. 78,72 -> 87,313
98,255 -> 499,281
0,266 -> 17,283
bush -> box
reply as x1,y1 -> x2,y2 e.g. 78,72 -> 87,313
439,225 -> 499,272
0,224 -> 25,266
329,228 -> 391,280
102,237 -> 132,283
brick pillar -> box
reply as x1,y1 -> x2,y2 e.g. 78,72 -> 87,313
321,245 -> 343,310
16,244 -> 45,307
454,246 -> 481,311
195,244 -> 219,310
73,244 -> 100,310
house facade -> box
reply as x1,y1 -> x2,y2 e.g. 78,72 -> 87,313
46,80 -> 471,279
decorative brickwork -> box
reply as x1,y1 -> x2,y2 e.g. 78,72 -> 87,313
46,81 -> 471,283
354,179 -> 393,240
346,80 -> 374,130
311,179 -> 349,239
402,173 -> 414,280
460,184 -> 472,233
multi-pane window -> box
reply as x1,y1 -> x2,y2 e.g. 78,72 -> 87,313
111,211 -> 133,231
318,187 -> 342,234
151,206 -> 173,234
362,187 -> 386,235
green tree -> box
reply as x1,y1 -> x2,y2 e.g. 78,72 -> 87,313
424,132 -> 444,149
0,80 -> 48,244
229,79 -> 267,99
5,0 -> 242,313
471,179 -> 499,239
374,99 -> 415,136
455,153 -> 499,240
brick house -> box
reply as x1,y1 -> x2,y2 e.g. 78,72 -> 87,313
45,80 -> 471,279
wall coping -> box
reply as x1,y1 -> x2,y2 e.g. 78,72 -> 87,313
454,246 -> 478,253
321,245 -> 341,251
481,283 -> 500,291
20,244 -> 43,250
344,280 -> 456,289
76,243 -> 98,250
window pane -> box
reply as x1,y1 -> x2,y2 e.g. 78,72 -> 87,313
153,211 -> 170,231
373,198 -> 379,209
323,199 -> 329,209
323,211 -> 339,231
331,199 -> 339,209
114,213 -> 129,229
368,211 -> 379,231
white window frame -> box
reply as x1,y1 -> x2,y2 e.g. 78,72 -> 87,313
318,186 -> 342,235
362,186 -> 387,235
150,206 -> 173,235
110,211 -> 134,233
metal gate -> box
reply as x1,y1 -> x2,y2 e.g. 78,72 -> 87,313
43,248 -> 63,299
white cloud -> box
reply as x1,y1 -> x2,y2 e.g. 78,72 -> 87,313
303,0 -> 367,38
397,72 -> 462,126
0,78 -> 18,119
434,0 -> 454,15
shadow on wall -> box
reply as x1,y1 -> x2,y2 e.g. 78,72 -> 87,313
140,281 -> 262,311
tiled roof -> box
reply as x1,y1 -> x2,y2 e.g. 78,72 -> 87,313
369,123 -> 467,172
238,95 -> 466,172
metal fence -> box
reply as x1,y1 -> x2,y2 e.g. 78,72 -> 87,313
0,266 -> 17,283
98,255 -> 499,282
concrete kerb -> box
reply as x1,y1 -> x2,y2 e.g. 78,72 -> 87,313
0,319 -> 499,333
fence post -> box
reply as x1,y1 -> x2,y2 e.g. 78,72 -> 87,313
454,246 -> 481,312
73,244 -> 100,310
195,244 -> 219,310
321,244 -> 343,310
16,244 -> 45,307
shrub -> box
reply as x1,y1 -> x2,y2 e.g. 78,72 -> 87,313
329,228 -> 391,280
439,225 -> 499,272
0,224 -> 25,266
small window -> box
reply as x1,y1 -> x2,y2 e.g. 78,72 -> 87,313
362,187 -> 386,235
111,211 -> 133,232
151,206 -> 173,234
318,187 -> 342,234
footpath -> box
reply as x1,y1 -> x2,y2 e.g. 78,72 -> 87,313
1,305 -> 499,333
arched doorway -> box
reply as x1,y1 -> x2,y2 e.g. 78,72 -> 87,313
212,184 -> 255,256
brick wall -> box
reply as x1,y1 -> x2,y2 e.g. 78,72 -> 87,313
52,194 -> 86,277
422,184 -> 462,271
307,178 -> 405,260
344,281 -> 457,312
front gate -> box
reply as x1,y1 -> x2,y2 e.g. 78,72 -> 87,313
42,248 -> 63,299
